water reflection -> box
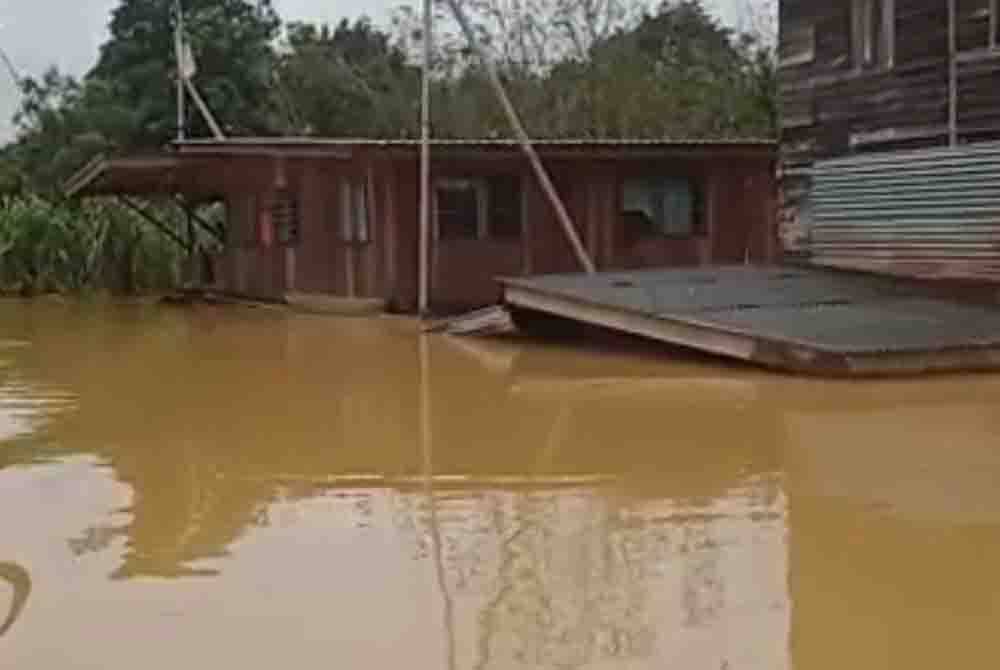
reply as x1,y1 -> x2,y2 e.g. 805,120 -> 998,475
0,302 -> 998,669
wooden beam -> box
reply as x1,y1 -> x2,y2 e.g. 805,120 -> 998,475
118,196 -> 190,251
443,0 -> 596,275
174,197 -> 224,243
183,77 -> 226,140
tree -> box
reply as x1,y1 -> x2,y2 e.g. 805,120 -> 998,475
90,0 -> 281,146
390,0 -> 776,140
275,19 -> 420,137
4,70 -> 130,192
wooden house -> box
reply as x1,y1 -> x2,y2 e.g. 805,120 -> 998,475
68,138 -> 776,312
779,0 -> 1000,282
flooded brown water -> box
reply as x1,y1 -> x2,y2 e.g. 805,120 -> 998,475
1,300 -> 1000,669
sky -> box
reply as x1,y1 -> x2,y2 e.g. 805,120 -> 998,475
0,0 -> 759,143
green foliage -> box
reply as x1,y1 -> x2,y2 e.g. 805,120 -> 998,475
424,0 -> 777,139
0,197 -> 185,296
5,70 -> 123,194
275,19 -> 420,136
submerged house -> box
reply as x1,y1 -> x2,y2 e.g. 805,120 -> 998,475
67,138 -> 776,312
779,0 -> 1000,281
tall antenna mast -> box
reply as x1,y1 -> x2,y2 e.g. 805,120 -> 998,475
173,0 -> 225,141
174,0 -> 186,140
418,0 -> 433,315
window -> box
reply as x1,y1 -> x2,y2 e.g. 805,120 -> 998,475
622,177 -> 701,238
436,179 -> 482,240
957,0 -> 999,51
435,176 -> 523,241
271,188 -> 300,246
486,175 -> 522,239
994,0 -> 999,48
780,23 -> 816,68
339,179 -> 370,244
852,0 -> 894,68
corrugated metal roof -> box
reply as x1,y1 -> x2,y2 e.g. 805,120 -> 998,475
809,142 -> 1000,281
174,136 -> 775,148
67,136 -> 774,196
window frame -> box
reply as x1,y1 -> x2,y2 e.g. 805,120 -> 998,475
883,0 -> 896,68
779,22 -> 817,68
433,175 -> 524,242
620,175 -> 704,240
993,0 -> 999,49
952,0 -> 1000,57
852,0 -> 895,69
338,178 -> 371,245
271,187 -> 300,247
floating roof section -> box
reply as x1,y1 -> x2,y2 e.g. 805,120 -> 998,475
501,266 -> 1000,376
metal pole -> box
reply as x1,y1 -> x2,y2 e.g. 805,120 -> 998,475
443,0 -> 596,274
948,0 -> 958,147
177,72 -> 186,141
418,0 -> 433,315
174,0 -> 186,141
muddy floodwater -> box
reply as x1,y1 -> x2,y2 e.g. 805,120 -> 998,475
2,301 -> 1000,669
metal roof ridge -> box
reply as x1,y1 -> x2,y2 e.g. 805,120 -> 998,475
172,136 -> 776,146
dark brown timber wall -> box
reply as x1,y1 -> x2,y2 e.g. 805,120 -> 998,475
204,147 -> 775,312
779,0 -> 1000,280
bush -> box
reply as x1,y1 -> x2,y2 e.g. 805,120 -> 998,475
0,196 -> 186,295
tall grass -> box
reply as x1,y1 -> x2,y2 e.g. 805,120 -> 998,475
0,196 -> 188,296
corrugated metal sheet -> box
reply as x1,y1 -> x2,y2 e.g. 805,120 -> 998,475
810,142 -> 1000,280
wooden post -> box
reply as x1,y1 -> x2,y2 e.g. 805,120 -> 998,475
185,206 -> 196,253
365,162 -> 379,297
184,78 -> 225,141
948,0 -> 958,146
444,0 -> 596,275
385,162 -> 398,305
419,0 -> 433,314
174,0 -> 185,141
